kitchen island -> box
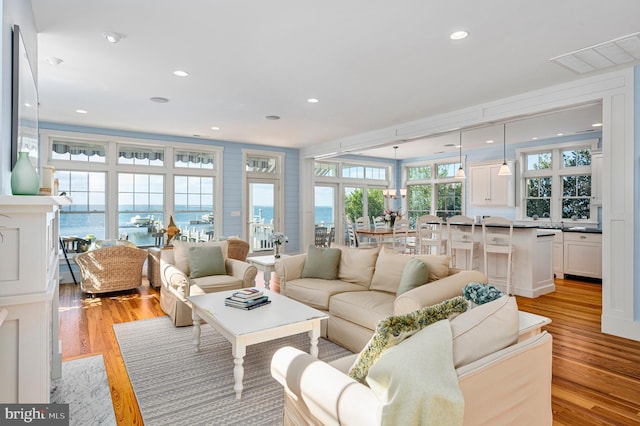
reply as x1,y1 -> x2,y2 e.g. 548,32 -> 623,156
448,222 -> 555,298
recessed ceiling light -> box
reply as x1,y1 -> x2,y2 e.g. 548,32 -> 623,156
307,98 -> 319,103
485,140 -> 495,144
434,151 -> 445,154
265,115 -> 280,120
532,137 -> 538,140
150,97 -> 170,103
450,30 -> 469,40
173,70 -> 189,77
592,122 -> 603,127
557,133 -> 564,136
210,126 -> 220,130
102,32 -> 124,43
47,57 -> 63,65
193,134 -> 201,137
76,109 -> 88,114
444,143 -> 455,147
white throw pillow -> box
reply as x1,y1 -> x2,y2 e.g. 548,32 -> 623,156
366,320 -> 465,426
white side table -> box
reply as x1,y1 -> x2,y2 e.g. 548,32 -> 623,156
247,255 -> 287,290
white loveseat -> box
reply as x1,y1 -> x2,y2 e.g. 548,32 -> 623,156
271,296 -> 553,425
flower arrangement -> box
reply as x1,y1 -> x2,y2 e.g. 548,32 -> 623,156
382,208 -> 402,226
269,232 -> 288,246
269,231 -> 288,258
462,282 -> 504,306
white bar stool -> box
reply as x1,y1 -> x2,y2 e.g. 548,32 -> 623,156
482,216 -> 515,295
416,214 -> 447,255
447,215 -> 479,270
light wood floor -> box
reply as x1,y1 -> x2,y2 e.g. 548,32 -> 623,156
58,277 -> 640,425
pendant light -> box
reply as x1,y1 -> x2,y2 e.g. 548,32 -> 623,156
498,123 -> 512,176
384,146 -> 407,198
454,133 -> 466,179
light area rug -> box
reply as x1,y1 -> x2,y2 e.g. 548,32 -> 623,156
113,315 -> 353,426
50,354 -> 116,426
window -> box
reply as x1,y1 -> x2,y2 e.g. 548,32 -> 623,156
519,142 -> 596,222
174,175 -> 215,237
314,161 -> 338,177
118,144 -> 164,166
406,160 -> 463,224
45,129 -> 224,247
342,163 -> 387,180
246,155 -> 277,173
51,140 -> 106,163
174,150 -> 215,169
118,173 -> 164,246
58,171 -> 106,239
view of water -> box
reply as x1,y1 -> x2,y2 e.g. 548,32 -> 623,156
60,205 -> 336,247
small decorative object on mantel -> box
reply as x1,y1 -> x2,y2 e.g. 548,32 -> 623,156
269,232 -> 288,258
382,208 -> 401,228
11,151 -> 40,196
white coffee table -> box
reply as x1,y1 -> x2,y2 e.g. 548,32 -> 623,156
188,289 -> 328,399
247,254 -> 287,290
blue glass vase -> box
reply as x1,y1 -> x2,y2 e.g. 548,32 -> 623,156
11,152 -> 40,195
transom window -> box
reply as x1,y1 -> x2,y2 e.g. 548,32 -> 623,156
342,163 -> 387,180
51,140 -> 106,163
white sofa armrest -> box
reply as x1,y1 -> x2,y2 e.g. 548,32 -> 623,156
457,331 -> 553,425
394,270 -> 487,315
271,347 -> 379,426
160,259 -> 191,298
225,258 -> 258,288
274,254 -> 307,294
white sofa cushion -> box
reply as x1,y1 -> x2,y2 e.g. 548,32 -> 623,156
450,295 -> 519,368
336,246 -> 380,287
370,247 -> 411,293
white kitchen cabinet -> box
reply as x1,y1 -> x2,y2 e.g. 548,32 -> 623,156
469,161 -> 515,207
563,232 -> 602,279
0,196 -> 71,403
537,229 -> 564,278
592,152 -> 602,206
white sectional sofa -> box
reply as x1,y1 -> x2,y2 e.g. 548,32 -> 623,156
275,245 -> 487,353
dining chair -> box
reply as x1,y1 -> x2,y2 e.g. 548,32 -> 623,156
392,217 -> 413,253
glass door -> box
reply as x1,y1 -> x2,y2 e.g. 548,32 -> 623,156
247,179 -> 278,253
315,185 -> 336,247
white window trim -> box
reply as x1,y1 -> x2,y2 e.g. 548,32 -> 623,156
41,129 -> 224,240
403,155 -> 466,215
516,139 -> 598,224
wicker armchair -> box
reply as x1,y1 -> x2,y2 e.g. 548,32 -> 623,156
75,245 -> 148,294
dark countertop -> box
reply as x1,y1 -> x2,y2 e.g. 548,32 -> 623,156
560,227 -> 602,234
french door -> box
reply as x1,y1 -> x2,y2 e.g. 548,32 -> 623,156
247,178 -> 280,253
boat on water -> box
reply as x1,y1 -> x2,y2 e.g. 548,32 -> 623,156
129,215 -> 151,227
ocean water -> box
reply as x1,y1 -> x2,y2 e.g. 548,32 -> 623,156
60,205 -> 336,246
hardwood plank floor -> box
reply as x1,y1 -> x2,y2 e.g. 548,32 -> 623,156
59,277 -> 640,425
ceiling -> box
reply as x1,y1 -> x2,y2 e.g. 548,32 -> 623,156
31,1 -> 640,159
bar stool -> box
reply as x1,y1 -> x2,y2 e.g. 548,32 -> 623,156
482,216 -> 515,295
416,215 -> 447,255
446,215 -> 479,270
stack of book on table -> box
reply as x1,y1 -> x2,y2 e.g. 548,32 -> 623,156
225,288 -> 271,310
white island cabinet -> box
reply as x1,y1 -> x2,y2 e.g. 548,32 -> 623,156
449,222 -> 555,297
0,195 -> 71,403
